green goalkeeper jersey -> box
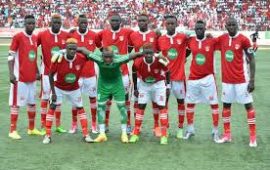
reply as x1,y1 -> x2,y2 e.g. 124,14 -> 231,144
87,49 -> 129,83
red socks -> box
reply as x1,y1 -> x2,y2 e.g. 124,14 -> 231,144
78,108 -> 89,137
247,108 -> 256,137
160,108 -> 168,137
105,100 -> 112,127
178,103 -> 185,128
90,98 -> 97,126
222,108 -> 231,134
10,106 -> 19,132
133,108 -> 144,135
46,108 -> 55,137
27,105 -> 36,130
71,107 -> 77,125
152,102 -> 159,128
55,105 -> 61,127
211,104 -> 219,128
186,104 -> 195,126
40,100 -> 48,128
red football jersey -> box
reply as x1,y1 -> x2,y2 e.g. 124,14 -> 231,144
187,37 -> 218,80
98,28 -> 133,75
37,29 -> 69,75
129,30 -> 158,52
9,32 -> 38,82
69,29 -> 101,78
133,57 -> 168,83
50,53 -> 87,91
217,33 -> 252,83
158,33 -> 188,81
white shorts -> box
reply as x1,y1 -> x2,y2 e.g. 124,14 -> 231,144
9,81 -> 36,107
138,80 -> 166,106
122,74 -> 130,94
186,74 -> 218,104
222,82 -> 253,104
78,76 -> 97,98
53,87 -> 83,107
41,75 -> 50,100
171,81 -> 185,100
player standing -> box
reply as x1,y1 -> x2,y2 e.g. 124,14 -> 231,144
129,13 -> 161,136
76,46 -> 149,143
98,13 -> 133,133
68,14 -> 101,134
37,14 -> 69,134
129,44 -> 170,144
184,20 -> 219,141
43,38 -> 93,144
158,15 -> 190,139
8,15 -> 42,139
216,18 -> 257,147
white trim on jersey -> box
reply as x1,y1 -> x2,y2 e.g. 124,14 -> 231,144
138,30 -> 151,41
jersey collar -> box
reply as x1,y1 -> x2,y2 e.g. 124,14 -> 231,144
23,31 -> 33,45
139,30 -> 150,35
228,32 -> 240,46
166,32 -> 177,44
229,32 -> 240,38
111,28 -> 121,40
49,28 -> 61,35
77,28 -> 88,36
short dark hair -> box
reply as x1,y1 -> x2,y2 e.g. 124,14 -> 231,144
164,14 -> 177,22
78,14 -> 87,19
196,20 -> 205,25
24,15 -> 35,20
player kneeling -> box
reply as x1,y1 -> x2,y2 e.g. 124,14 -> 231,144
130,44 -> 170,145
43,38 -> 93,144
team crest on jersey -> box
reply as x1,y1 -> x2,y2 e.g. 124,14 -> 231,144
235,44 -> 240,50
177,39 -> 182,45
205,46 -> 210,52
89,40 -> 93,45
154,69 -> 159,74
119,36 -> 124,41
150,37 -> 154,43
75,65 -> 81,71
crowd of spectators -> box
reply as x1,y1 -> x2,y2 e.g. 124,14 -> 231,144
0,0 -> 269,31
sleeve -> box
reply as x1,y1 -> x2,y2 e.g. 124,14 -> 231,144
113,54 -> 130,64
87,49 -> 103,63
242,36 -> 252,50
9,34 -> 19,53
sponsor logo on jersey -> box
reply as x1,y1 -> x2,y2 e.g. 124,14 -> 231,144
89,40 -> 93,45
150,37 -> 154,43
167,48 -> 178,60
195,53 -> 206,65
119,36 -> 124,41
205,46 -> 210,52
111,45 -> 119,54
225,50 -> 234,62
145,76 -> 156,83
64,73 -> 76,83
28,50 -> 36,61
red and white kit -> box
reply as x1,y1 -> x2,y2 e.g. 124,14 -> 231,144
186,37 -> 219,104
217,33 -> 253,104
37,28 -> 69,100
9,32 -> 38,107
158,32 -> 188,99
69,29 -> 101,98
133,57 -> 168,106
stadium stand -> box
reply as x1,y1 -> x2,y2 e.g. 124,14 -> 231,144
0,0 -> 269,30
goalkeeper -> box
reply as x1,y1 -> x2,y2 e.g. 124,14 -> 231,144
75,46 -> 151,143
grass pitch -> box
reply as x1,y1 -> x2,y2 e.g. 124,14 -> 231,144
0,45 -> 270,170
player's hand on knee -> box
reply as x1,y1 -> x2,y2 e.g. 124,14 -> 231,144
247,81 -> 255,93
9,73 -> 16,84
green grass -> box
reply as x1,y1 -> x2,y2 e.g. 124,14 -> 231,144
0,45 -> 270,170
